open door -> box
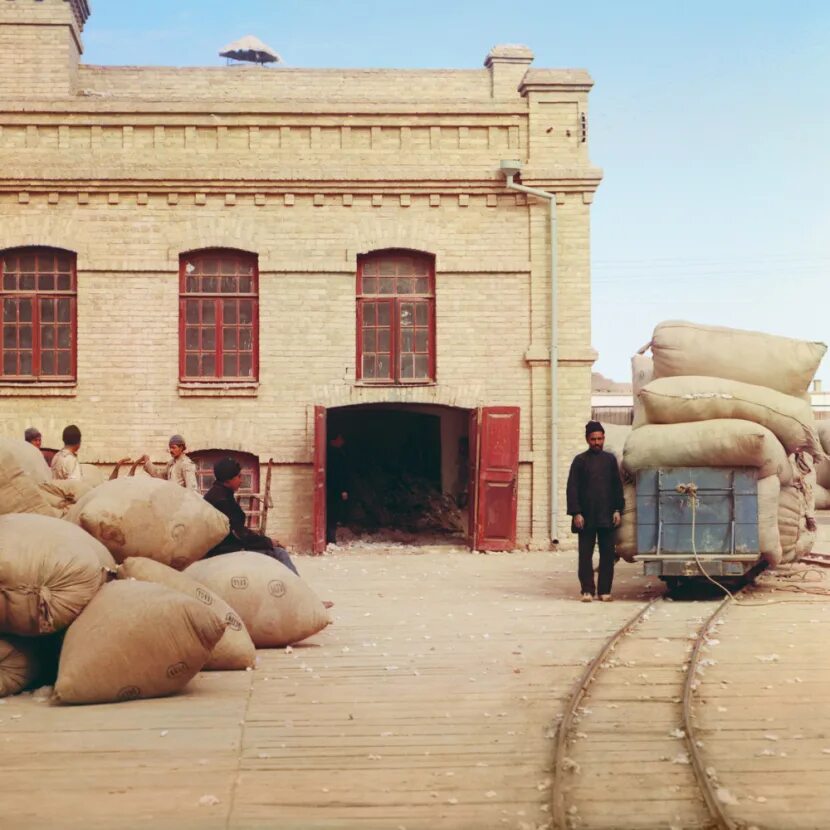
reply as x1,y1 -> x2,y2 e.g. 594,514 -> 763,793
473,406 -> 520,551
312,405 -> 327,553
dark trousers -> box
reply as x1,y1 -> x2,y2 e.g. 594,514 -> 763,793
208,537 -> 299,577
578,527 -> 616,596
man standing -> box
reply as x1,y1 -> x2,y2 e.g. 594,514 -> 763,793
51,424 -> 83,480
566,420 -> 625,603
24,427 -> 42,448
137,434 -> 198,490
204,457 -> 300,576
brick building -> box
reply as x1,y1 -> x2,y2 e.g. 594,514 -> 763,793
0,0 -> 602,551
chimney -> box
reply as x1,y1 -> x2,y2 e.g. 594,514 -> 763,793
484,44 -> 534,100
814,379 -> 823,393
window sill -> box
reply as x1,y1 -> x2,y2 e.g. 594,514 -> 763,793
0,382 -> 77,397
178,381 -> 259,398
353,380 -> 437,388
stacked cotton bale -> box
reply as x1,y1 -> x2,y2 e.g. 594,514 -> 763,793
621,321 -> 827,567
815,422 -> 830,509
0,440 -> 332,703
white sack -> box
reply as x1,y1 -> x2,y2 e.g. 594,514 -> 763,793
0,438 -> 51,483
631,354 -> 654,429
650,320 -> 826,397
623,420 -> 793,484
757,475 -> 782,567
615,482 -> 637,562
639,376 -> 824,458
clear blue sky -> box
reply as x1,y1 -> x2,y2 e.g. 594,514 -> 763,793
84,1 -> 830,383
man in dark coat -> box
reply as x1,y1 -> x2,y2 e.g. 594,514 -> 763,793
203,457 -> 299,575
566,420 -> 625,602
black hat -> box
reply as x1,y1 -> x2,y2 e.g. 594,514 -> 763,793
585,420 -> 605,437
62,424 -> 81,446
214,457 -> 242,482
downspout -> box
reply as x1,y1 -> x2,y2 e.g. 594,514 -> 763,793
499,160 -> 560,544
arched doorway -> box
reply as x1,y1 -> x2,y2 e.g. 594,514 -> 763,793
312,403 -> 519,552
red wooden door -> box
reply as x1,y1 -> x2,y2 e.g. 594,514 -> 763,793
467,408 -> 479,544
474,407 -> 520,551
312,405 -> 327,553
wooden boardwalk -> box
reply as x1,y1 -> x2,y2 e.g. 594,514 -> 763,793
1,545 -> 829,830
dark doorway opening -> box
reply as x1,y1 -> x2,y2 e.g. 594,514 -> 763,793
326,404 -> 469,545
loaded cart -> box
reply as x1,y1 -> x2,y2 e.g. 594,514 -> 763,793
636,467 -> 766,588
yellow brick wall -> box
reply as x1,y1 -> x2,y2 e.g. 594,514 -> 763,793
0,15 -> 601,550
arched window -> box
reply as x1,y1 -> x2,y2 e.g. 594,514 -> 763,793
0,247 -> 77,380
190,449 -> 262,529
357,250 -> 435,383
179,249 -> 258,381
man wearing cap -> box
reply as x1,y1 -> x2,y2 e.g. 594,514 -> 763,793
203,456 -> 300,576
51,424 -> 83,480
137,435 -> 198,490
566,420 -> 625,603
24,427 -> 42,448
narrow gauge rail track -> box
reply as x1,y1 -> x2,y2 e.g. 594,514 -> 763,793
551,593 -> 740,830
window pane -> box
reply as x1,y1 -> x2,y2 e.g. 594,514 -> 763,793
223,328 -> 238,350
239,301 -> 253,324
414,355 -> 429,378
201,355 -> 215,376
201,302 -> 215,324
379,278 -> 394,294
201,259 -> 218,275
186,275 -> 199,293
185,354 -> 199,376
397,278 -> 414,295
40,326 -> 53,349
41,351 -> 55,374
362,277 -> 378,295
3,273 -> 16,291
376,355 -> 390,378
223,354 -> 237,376
55,255 -> 73,273
41,301 -> 55,322
239,329 -> 253,351
57,274 -> 72,291
185,327 -> 200,349
400,328 -> 413,352
362,303 -> 376,325
415,277 -> 429,293
3,299 -> 16,322
21,299 -> 33,321
239,353 -> 252,377
223,301 -> 238,324
363,329 -> 376,352
57,299 -> 71,322
397,259 -> 413,276
221,276 -> 237,294
38,273 -> 55,291
57,326 -> 71,349
20,274 -> 35,291
202,275 -> 218,293
400,304 -> 413,325
379,260 -> 395,276
219,258 -> 238,276
202,327 -> 215,350
20,351 -> 32,375
3,326 -> 16,348
415,303 -> 428,325
377,303 -> 390,325
3,353 -> 16,374
400,354 -> 414,378
20,255 -> 36,272
57,351 -> 71,376
362,261 -> 378,277
185,301 -> 199,324
238,276 -> 253,294
415,330 -> 428,352
362,354 -> 376,378
377,329 -> 390,352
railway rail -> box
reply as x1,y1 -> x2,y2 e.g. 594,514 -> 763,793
551,592 -> 740,830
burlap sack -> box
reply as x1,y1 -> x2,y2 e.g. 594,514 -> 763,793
818,422 -> 830,455
80,464 -> 108,486
639,376 -> 824,458
757,475 -> 782,567
815,482 -> 830,510
816,457 -> 830,490
623,420 -> 793,484
54,580 -> 225,705
117,557 -> 256,671
186,552 -> 331,648
0,636 -> 40,697
602,424 -> 631,474
0,443 -> 60,517
614,482 -> 637,562
0,514 -> 114,636
37,479 -> 99,516
650,321 -> 826,397
0,438 -> 51,483
65,477 -> 229,569
779,485 -> 807,564
631,354 -> 654,429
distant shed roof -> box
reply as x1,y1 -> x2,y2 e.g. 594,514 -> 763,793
219,35 -> 281,65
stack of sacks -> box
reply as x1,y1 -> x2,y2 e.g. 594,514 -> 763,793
815,422 -> 830,509
601,425 -> 636,562
622,321 -> 827,567
0,438 -> 101,518
65,477 -> 229,570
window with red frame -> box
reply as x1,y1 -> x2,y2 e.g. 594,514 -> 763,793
191,449 -> 262,530
180,250 -> 258,381
1,247 -> 76,380
357,251 -> 435,383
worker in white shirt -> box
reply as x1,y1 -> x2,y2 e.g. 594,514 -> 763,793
137,434 -> 198,490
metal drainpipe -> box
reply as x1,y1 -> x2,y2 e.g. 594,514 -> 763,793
503,171 -> 560,544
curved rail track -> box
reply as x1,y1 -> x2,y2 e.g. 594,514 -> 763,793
551,593 -> 739,830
